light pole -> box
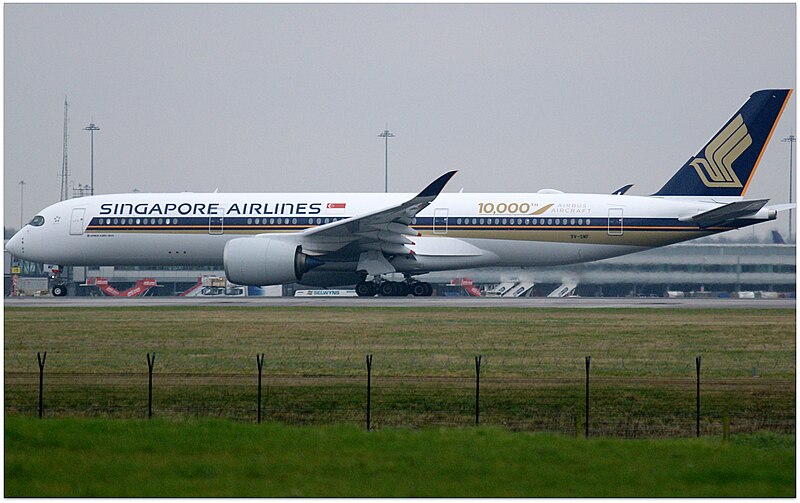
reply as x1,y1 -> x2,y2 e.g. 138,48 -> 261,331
84,122 -> 100,196
19,180 -> 26,229
782,133 -> 795,242
378,127 -> 395,193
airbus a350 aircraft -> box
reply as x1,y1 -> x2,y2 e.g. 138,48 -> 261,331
6,89 -> 793,297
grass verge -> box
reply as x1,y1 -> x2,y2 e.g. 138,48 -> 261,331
4,416 -> 794,497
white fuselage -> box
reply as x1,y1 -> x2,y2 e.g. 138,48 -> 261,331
6,191 -> 772,279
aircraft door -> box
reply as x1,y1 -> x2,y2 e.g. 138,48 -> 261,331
209,215 -> 224,235
433,208 -> 449,235
608,208 -> 623,236
69,208 -> 86,235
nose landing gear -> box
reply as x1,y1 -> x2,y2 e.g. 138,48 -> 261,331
49,265 -> 68,297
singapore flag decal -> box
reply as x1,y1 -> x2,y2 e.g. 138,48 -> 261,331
326,202 -> 346,215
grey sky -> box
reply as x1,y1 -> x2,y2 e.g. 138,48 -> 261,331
4,3 -> 796,237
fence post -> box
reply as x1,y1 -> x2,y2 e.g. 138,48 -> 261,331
585,356 -> 591,438
147,352 -> 156,419
37,352 -> 47,419
366,354 -> 373,431
256,353 -> 265,424
723,415 -> 730,443
696,355 -> 701,438
475,355 -> 482,426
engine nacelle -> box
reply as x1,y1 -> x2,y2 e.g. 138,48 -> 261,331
223,237 -> 321,286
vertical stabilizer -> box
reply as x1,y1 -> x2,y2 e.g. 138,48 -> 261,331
655,89 -> 792,197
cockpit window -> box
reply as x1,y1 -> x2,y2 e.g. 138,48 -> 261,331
29,215 -> 45,227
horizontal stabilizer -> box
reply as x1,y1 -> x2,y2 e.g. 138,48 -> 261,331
679,199 -> 769,227
766,203 -> 796,212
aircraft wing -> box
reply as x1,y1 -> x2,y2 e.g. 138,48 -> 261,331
296,171 -> 457,255
680,199 -> 770,228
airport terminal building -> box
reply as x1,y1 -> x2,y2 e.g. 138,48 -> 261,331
4,241 -> 796,298
439,242 -> 796,298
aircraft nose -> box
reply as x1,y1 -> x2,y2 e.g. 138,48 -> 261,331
5,232 -> 23,257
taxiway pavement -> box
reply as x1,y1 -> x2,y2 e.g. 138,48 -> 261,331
5,296 -> 795,309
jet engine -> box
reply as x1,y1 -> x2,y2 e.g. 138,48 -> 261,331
223,237 -> 322,286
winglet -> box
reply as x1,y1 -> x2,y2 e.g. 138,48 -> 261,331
612,184 -> 634,195
417,171 -> 458,198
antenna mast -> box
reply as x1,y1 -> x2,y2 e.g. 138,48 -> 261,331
60,96 -> 70,201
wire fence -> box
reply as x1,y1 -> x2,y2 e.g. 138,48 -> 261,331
4,354 -> 795,438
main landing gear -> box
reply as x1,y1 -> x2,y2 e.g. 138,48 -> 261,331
355,279 -> 433,297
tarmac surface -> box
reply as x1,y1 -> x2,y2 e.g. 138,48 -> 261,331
4,296 -> 795,309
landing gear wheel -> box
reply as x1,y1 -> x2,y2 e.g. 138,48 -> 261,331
355,281 -> 377,297
410,282 -> 434,297
52,285 -> 67,297
379,281 -> 395,297
396,282 -> 409,297
410,282 -> 428,297
379,281 -> 408,297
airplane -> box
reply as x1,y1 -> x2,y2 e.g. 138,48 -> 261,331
6,89 -> 793,297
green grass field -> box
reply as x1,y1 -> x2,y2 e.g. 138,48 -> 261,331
4,417 -> 795,497
4,306 -> 795,496
5,306 -> 794,377
5,307 -> 795,434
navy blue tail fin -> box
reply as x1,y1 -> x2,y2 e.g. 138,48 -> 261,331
654,89 -> 792,197
771,230 -> 786,244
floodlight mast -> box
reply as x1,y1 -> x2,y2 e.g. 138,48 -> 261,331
84,122 -> 101,196
782,133 -> 795,242
378,127 -> 395,193
19,180 -> 26,229
60,97 -> 70,201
